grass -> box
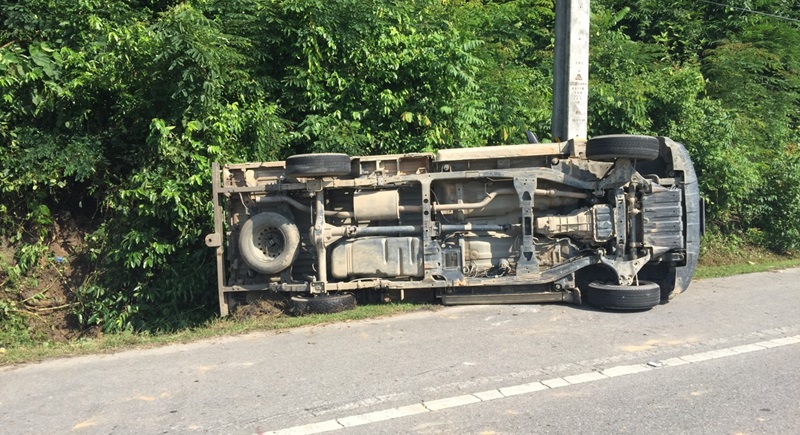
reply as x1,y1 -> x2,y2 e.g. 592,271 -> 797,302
697,235 -> 800,279
695,259 -> 800,279
3,242 -> 799,366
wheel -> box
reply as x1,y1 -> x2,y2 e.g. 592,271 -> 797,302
585,281 -> 661,310
284,153 -> 351,178
586,135 -> 660,162
290,294 -> 356,315
238,212 -> 300,275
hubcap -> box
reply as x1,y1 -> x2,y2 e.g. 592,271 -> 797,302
256,227 -> 284,259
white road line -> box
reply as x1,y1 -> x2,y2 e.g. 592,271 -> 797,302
423,394 -> 482,411
262,334 -> 800,435
472,389 -> 504,401
601,363 -> 651,378
541,377 -> 570,388
563,371 -> 607,384
337,404 -> 427,428
498,381 -> 548,397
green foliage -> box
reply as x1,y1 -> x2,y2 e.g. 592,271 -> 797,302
666,99 -> 762,229
0,300 -> 36,348
589,6 -> 661,134
0,228 -> 52,348
755,149 -> 800,252
259,0 -> 493,153
1,0 -> 292,333
591,0 -> 800,248
450,0 -> 556,142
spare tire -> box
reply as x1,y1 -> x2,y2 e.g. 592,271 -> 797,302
238,212 -> 300,275
586,135 -> 660,162
290,294 -> 356,315
285,153 -> 352,178
586,281 -> 661,310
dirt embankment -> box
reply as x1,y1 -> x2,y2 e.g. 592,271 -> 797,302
1,214 -> 95,344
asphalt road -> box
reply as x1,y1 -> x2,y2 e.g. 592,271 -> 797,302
1,269 -> 799,435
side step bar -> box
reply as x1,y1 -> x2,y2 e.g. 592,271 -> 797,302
440,291 -> 576,305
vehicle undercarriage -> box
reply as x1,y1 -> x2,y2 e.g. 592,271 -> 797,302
206,135 -> 701,315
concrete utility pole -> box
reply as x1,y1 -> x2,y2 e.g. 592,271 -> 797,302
552,0 -> 590,141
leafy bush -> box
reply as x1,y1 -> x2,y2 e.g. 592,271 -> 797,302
756,150 -> 800,252
590,0 -> 800,248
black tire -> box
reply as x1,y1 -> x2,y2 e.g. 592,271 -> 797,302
290,294 -> 356,315
586,281 -> 661,310
238,212 -> 300,275
285,153 -> 351,178
586,135 -> 660,162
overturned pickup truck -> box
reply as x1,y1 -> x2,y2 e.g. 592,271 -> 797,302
206,135 -> 701,316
